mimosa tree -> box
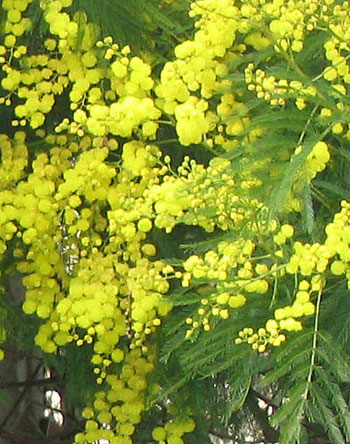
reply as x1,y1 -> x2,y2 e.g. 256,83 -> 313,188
1,1 -> 350,443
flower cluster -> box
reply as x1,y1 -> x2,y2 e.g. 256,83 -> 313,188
152,417 -> 196,444
180,237 -> 276,337
1,0 -> 33,44
68,43 -> 161,139
286,241 -> 332,276
325,201 -> 350,286
155,0 -> 238,145
244,63 -> 318,109
236,278 -> 317,352
235,199 -> 350,353
0,131 -> 28,188
74,348 -> 155,444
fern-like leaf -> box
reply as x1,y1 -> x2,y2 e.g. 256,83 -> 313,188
270,380 -> 307,427
310,383 -> 345,444
314,366 -> 350,442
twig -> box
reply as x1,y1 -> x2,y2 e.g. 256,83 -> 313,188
250,389 -> 278,411
0,376 -> 58,389
0,362 -> 42,430
303,285 -> 323,401
0,429 -> 72,444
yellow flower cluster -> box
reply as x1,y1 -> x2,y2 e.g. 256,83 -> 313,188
75,348 -> 154,444
174,156 -> 263,232
286,241 -> 332,276
216,93 -> 250,141
0,139 -> 71,331
235,201 -> 350,353
325,201 -> 350,285
244,63 -> 317,109
174,97 -> 210,146
241,0 -> 350,138
57,46 -> 160,138
35,251 -> 122,349
0,135 -> 176,442
274,280 -> 316,321
155,0 -> 238,145
235,200 -> 350,353
235,325 -> 286,353
0,132 -> 28,188
323,2 -> 350,84
152,417 -> 196,444
1,0 -> 161,138
0,0 -> 82,127
10,151 -> 70,329
181,238 -> 275,337
1,0 -> 32,43
56,147 -> 116,203
273,224 -> 294,245
0,133 -> 173,441
41,0 -> 76,39
291,141 -> 331,198
121,141 -> 158,178
304,141 -> 331,180
238,0 -> 326,53
69,42 -> 161,139
236,279 -> 317,352
0,132 -> 29,276
320,2 -> 350,137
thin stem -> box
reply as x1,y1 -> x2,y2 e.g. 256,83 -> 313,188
153,138 -> 178,144
297,104 -> 319,146
0,376 -> 58,389
234,264 -> 287,293
157,120 -> 174,125
269,270 -> 279,309
0,362 -> 42,430
311,53 -> 350,85
260,21 -> 335,110
303,285 -> 323,400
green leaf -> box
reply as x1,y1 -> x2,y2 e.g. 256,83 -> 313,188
270,380 -> 307,426
301,184 -> 315,236
268,136 -> 319,215
314,179 -> 350,200
225,372 -> 251,416
278,410 -> 302,444
310,383 -> 345,444
317,331 -> 350,382
260,348 -> 310,387
272,383 -> 306,444
314,367 -> 350,442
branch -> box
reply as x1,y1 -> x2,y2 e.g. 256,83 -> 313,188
0,376 -> 59,389
246,389 -> 279,443
0,362 -> 42,430
209,433 -> 272,444
0,429 -> 72,444
250,388 -> 278,412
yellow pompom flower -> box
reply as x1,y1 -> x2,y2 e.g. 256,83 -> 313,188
331,260 -> 346,275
